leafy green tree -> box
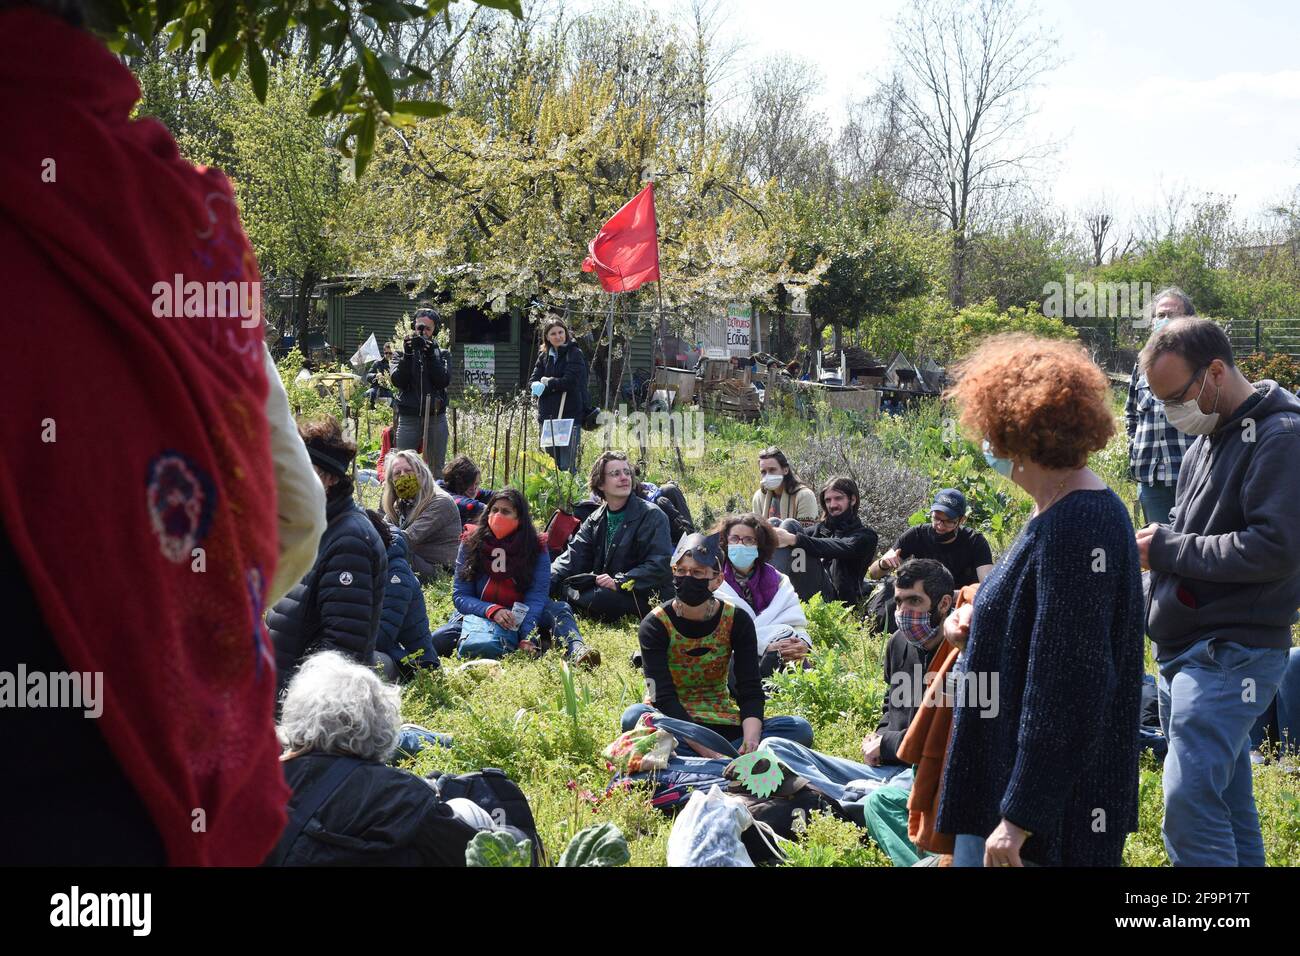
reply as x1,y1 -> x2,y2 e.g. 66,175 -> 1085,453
785,182 -> 939,358
90,0 -> 523,177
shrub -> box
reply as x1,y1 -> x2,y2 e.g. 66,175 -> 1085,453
1237,351 -> 1300,391
795,433 -> 931,552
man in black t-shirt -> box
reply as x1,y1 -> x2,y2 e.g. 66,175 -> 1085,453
868,488 -> 993,589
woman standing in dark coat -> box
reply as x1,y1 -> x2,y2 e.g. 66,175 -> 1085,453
530,318 -> 588,473
937,335 -> 1144,867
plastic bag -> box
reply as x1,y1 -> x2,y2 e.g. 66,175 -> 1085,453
666,786 -> 755,867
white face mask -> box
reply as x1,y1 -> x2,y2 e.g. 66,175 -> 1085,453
760,473 -> 784,491
1163,371 -> 1221,435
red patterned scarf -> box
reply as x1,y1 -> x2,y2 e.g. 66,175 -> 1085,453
0,10 -> 286,864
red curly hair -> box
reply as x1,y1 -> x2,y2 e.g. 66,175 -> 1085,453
945,334 -> 1114,470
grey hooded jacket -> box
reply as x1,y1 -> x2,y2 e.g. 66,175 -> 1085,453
1147,380 -> 1300,659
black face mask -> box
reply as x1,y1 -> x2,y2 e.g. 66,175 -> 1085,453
935,527 -> 959,544
673,575 -> 715,607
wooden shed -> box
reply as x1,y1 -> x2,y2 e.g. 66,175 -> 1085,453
321,278 -> 655,399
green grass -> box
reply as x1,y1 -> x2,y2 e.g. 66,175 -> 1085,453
354,394 -> 1300,867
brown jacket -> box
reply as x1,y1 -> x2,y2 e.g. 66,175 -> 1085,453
897,583 -> 980,856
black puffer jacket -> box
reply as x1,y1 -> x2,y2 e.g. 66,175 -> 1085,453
267,753 -> 477,866
269,492 -> 388,695
530,342 -> 588,422
794,510 -> 878,605
549,493 -> 672,594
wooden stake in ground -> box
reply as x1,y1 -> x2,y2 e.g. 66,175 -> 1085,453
503,402 -> 513,488
512,395 -> 522,494
490,403 -> 501,489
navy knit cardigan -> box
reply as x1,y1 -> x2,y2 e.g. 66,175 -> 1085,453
936,489 -> 1144,866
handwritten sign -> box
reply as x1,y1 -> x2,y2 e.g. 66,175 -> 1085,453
463,343 -> 495,393
726,303 -> 751,356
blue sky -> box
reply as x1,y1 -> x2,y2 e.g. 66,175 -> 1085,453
569,0 -> 1300,232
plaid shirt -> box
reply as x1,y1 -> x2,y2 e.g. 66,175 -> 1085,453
1125,363 -> 1195,486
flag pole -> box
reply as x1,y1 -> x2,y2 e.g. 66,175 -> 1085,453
652,279 -> 667,411
604,292 -> 615,421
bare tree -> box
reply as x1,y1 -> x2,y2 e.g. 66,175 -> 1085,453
1132,180 -> 1192,247
1081,196 -> 1117,267
679,0 -> 747,151
836,74 -> 921,195
892,0 -> 1058,307
727,53 -> 832,192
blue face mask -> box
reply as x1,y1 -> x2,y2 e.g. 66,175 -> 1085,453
728,544 -> 759,571
982,439 -> 1014,478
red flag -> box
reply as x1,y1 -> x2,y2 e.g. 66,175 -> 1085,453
582,183 -> 660,293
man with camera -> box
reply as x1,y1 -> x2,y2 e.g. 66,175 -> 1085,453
390,305 -> 451,478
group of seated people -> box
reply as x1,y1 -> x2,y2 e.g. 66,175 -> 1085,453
268,409 -> 1004,696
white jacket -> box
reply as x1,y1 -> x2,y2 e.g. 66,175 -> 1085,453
716,570 -> 811,656
263,345 -> 327,604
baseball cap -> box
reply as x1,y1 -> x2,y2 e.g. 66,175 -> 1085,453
930,488 -> 967,519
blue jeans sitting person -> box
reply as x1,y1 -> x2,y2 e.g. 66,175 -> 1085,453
432,599 -> 583,658
619,703 -> 813,759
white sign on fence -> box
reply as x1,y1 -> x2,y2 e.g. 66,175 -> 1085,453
726,303 -> 752,356
463,343 -> 495,393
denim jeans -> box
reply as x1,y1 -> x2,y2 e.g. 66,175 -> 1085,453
1158,637 -> 1289,866
618,703 -> 813,758
757,737 -> 911,824
432,600 -> 584,656
394,727 -> 454,760
1249,647 -> 1300,755
1137,481 -> 1176,526
951,832 -> 987,867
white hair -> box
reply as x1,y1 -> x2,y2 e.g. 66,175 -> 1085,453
277,652 -> 401,762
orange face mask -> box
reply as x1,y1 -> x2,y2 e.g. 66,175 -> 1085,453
487,513 -> 518,539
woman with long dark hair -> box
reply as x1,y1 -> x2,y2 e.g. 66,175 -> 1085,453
530,318 -> 589,473
432,489 -> 598,666
751,447 -> 818,523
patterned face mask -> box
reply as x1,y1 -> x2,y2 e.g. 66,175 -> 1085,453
393,473 -> 420,501
897,607 -> 939,648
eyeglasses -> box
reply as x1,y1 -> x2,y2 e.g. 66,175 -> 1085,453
932,514 -> 959,529
727,536 -> 758,545
416,325 -> 433,334
1163,364 -> 1208,405
605,468 -> 635,479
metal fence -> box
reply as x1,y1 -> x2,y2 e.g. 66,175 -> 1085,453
1223,318 -> 1300,358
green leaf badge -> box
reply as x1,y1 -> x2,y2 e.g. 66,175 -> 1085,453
729,749 -> 784,799
465,830 -> 532,867
559,822 -> 630,867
